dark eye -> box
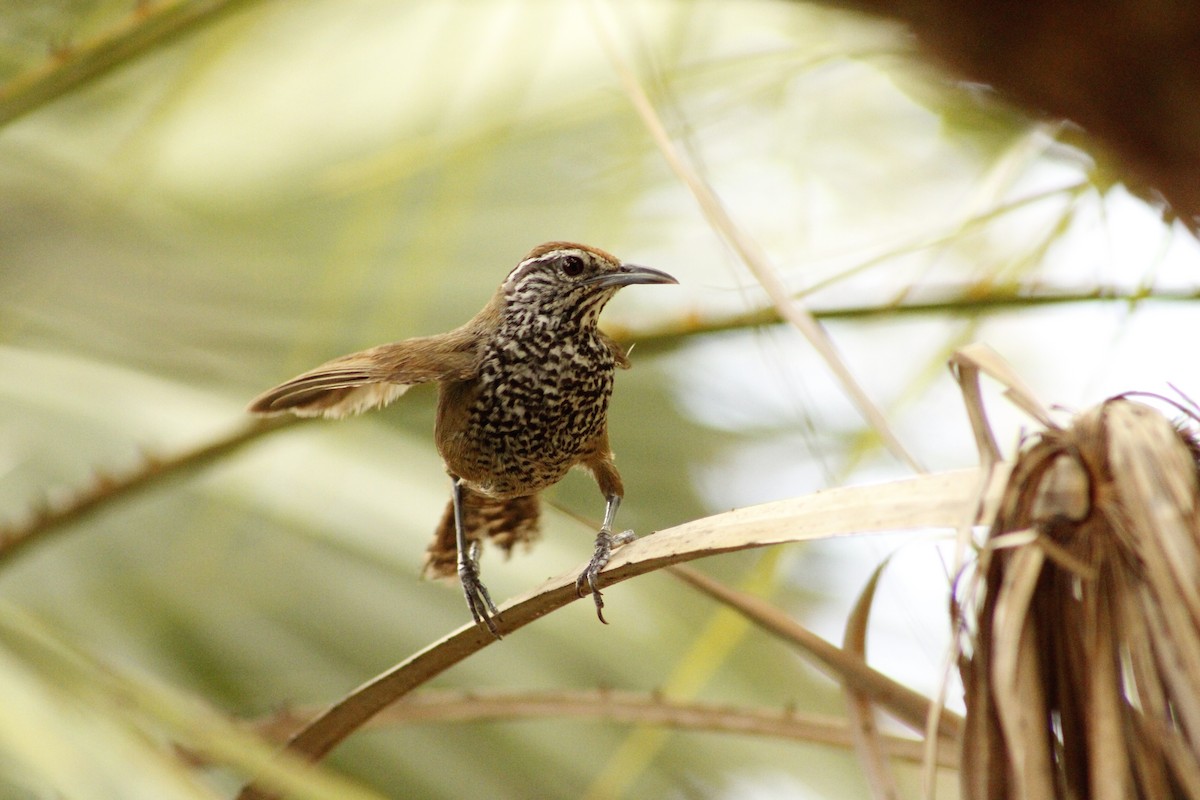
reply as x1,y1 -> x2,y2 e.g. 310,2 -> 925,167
560,255 -> 585,277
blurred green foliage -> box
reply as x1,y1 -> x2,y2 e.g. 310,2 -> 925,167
0,1 -> 1195,798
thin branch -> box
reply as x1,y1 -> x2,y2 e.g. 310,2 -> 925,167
245,688 -> 958,769
235,466 -> 1005,800
0,0 -> 260,127
0,280 -> 1165,561
668,564 -> 963,743
615,285 -> 1200,356
0,417 -> 298,566
591,5 -> 923,473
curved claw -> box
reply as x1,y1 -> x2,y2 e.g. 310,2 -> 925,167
576,529 -> 637,624
459,540 -> 501,639
575,565 -> 610,624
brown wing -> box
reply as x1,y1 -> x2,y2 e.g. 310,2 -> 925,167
247,333 -> 479,419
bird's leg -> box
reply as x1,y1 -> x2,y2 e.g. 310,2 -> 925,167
576,494 -> 637,623
452,476 -> 501,638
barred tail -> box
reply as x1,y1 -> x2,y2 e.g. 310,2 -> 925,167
422,489 -> 541,579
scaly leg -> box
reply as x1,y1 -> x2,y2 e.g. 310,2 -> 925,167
575,494 -> 637,623
452,476 -> 501,638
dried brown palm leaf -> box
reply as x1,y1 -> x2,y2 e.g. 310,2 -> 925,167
844,560 -> 903,800
958,375 -> 1200,800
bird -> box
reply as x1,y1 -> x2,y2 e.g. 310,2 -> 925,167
248,242 -> 677,636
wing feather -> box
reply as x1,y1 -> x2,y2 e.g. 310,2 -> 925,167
248,333 -> 479,419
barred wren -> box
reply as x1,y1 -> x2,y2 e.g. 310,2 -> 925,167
248,242 -> 677,636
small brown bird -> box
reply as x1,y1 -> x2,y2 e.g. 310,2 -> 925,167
248,242 -> 676,635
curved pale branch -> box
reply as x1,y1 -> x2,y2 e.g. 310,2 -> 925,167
236,466 -> 1007,800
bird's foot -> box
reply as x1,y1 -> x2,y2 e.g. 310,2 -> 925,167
575,528 -> 637,624
458,540 -> 501,638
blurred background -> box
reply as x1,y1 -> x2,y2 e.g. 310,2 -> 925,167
2,1 -> 1199,798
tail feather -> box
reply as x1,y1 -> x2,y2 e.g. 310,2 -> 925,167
422,490 -> 541,579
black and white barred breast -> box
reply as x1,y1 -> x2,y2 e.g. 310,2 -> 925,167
455,308 -> 617,497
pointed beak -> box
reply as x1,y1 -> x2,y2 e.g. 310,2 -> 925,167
585,264 -> 679,289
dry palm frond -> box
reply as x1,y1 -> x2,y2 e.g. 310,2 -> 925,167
958,381 -> 1200,799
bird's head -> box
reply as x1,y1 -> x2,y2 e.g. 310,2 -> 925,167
501,242 -> 677,325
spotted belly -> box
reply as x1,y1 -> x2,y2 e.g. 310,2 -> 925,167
450,338 -> 616,497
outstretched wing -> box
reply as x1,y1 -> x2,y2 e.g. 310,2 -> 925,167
247,333 -> 479,419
